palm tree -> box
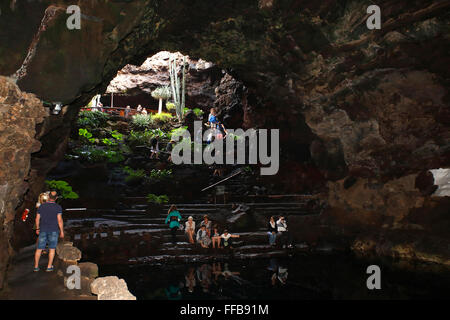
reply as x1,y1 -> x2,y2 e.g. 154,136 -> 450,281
151,86 -> 172,114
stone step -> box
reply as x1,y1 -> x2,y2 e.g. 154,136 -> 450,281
127,250 -> 287,265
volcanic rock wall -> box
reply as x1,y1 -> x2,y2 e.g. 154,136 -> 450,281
0,77 -> 47,289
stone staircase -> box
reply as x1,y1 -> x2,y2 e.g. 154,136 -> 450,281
64,193 -> 324,266
64,166 -> 325,265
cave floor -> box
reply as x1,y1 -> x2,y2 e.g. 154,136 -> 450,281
4,245 -> 96,300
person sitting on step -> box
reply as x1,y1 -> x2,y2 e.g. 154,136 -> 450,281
267,216 -> 277,246
276,216 -> 293,249
211,226 -> 221,249
196,225 -> 211,248
165,205 -> 182,245
185,216 -> 196,244
199,215 -> 212,237
220,229 -> 240,249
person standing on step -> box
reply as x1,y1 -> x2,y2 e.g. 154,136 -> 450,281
165,205 -> 182,244
185,216 -> 196,244
34,192 -> 49,254
276,216 -> 293,249
267,216 -> 277,246
206,108 -> 218,144
34,191 -> 64,272
150,138 -> 160,160
136,104 -> 143,114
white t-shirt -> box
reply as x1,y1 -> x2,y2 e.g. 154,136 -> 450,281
221,233 -> 231,240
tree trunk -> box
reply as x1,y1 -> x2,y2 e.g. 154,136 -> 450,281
158,98 -> 163,114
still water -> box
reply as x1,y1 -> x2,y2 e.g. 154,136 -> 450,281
99,253 -> 450,300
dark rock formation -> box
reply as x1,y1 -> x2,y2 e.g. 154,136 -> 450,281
0,76 -> 46,289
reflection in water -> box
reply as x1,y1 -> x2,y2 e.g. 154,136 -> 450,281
99,254 -> 450,300
268,258 -> 288,286
165,262 -> 249,299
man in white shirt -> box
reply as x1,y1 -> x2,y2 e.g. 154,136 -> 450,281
276,216 -> 293,249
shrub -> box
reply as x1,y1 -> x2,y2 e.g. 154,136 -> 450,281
151,112 -> 173,124
78,128 -> 96,144
166,102 -> 176,112
193,108 -> 204,118
123,166 -> 146,183
72,146 -> 124,163
149,169 -> 172,180
169,126 -> 188,140
131,114 -> 153,131
146,194 -> 169,204
127,130 -> 153,147
77,110 -> 110,128
45,180 -> 79,199
127,129 -> 169,147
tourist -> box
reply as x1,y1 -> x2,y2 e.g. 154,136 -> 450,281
276,216 -> 293,248
124,105 -> 131,119
34,192 -> 49,252
142,108 -> 148,115
34,191 -> 64,272
185,216 -> 196,244
206,108 -> 218,144
220,229 -> 240,249
196,225 -> 211,248
215,121 -> 227,140
199,215 -> 212,237
165,205 -> 182,244
165,139 -> 175,162
267,216 -> 277,246
137,104 -> 143,114
211,226 -> 221,249
150,138 -> 160,159
208,108 -> 218,128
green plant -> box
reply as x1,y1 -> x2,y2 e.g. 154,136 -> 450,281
72,146 -> 124,163
193,108 -> 204,118
169,126 -> 188,140
131,114 -> 153,131
123,166 -> 146,183
169,55 -> 186,122
78,128 -> 96,144
151,86 -> 172,114
127,130 -> 152,147
148,169 -> 172,180
146,193 -> 169,204
111,130 -> 124,141
77,110 -> 110,128
166,102 -> 176,112
45,180 -> 79,200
